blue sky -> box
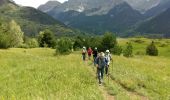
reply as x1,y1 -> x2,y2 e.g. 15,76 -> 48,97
13,0 -> 68,8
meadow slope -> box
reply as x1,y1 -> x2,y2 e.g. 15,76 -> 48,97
0,48 -> 103,100
0,37 -> 170,100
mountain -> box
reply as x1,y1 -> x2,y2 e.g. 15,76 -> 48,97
125,0 -> 160,13
44,0 -> 124,16
53,2 -> 143,34
144,0 -> 170,17
137,8 -> 170,37
0,0 -> 76,36
38,0 -> 61,12
39,0 -> 161,15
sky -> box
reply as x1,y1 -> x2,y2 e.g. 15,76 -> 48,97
13,0 -> 68,8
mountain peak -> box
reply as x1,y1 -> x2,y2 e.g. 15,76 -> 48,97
38,0 -> 61,12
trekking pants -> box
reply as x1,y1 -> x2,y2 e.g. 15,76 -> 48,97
97,67 -> 104,84
105,65 -> 109,75
93,56 -> 97,66
82,54 -> 86,61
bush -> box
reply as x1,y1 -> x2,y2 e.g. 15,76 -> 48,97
123,42 -> 133,57
146,41 -> 158,56
56,38 -> 73,55
100,32 -> 117,51
111,44 -> 122,56
73,36 -> 84,50
38,29 -> 56,48
26,38 -> 39,48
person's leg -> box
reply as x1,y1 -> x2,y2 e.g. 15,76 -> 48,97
101,67 -> 104,82
97,68 -> 101,84
105,65 -> 109,75
93,57 -> 95,65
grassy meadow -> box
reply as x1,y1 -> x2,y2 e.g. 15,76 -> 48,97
0,38 -> 170,100
0,48 -> 103,100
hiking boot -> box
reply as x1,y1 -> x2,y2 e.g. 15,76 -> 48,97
101,79 -> 104,83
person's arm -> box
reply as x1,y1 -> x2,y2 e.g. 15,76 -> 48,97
96,57 -> 99,68
110,54 -> 112,61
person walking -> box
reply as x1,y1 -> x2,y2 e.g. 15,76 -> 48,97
82,46 -> 87,61
105,50 -> 112,76
96,52 -> 107,85
87,47 -> 93,60
93,47 -> 98,66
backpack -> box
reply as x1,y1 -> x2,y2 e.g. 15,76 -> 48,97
82,49 -> 86,54
98,57 -> 106,68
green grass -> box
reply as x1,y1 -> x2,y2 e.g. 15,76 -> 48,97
0,48 -> 103,100
106,38 -> 170,100
118,38 -> 170,57
0,38 -> 170,100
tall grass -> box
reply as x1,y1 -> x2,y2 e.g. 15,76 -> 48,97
0,48 -> 103,100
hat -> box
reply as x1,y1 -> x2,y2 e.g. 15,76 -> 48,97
83,46 -> 86,49
100,52 -> 105,57
95,47 -> 97,50
106,50 -> 110,53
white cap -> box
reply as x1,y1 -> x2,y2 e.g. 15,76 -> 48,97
95,47 -> 97,50
83,46 -> 86,49
106,50 -> 110,53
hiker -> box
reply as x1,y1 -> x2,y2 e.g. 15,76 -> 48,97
87,47 -> 93,60
82,46 -> 87,61
96,52 -> 107,85
105,50 -> 112,76
93,47 -> 98,66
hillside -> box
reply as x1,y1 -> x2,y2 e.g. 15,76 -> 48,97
0,0 -> 76,36
137,8 -> 170,37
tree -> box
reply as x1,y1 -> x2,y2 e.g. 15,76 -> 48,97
146,41 -> 158,56
0,20 -> 24,48
73,36 -> 84,50
38,29 -> 56,48
100,32 -> 117,51
56,38 -> 73,55
123,42 -> 133,57
8,20 -> 24,47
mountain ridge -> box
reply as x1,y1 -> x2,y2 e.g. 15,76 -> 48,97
0,0 -> 76,36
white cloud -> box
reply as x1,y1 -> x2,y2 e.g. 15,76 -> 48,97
13,0 -> 68,8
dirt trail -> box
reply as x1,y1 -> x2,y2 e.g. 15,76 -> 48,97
99,85 -> 115,100
86,61 -> 148,100
86,62 -> 115,100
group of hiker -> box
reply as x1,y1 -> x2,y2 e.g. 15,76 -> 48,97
82,47 -> 112,85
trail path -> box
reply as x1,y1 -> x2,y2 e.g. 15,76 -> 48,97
86,61 -> 115,100
99,85 -> 115,100
86,60 -> 148,100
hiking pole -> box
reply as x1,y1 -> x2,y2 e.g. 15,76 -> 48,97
108,65 -> 110,85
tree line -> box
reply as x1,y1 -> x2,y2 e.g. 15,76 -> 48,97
0,19 -> 158,56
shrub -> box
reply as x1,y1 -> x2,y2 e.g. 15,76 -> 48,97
56,38 -> 73,55
38,29 -> 56,48
100,32 -> 117,51
146,41 -> 158,56
73,36 -> 84,50
123,42 -> 133,57
26,38 -> 39,48
111,44 -> 122,56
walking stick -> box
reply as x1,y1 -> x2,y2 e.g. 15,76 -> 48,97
107,65 -> 110,85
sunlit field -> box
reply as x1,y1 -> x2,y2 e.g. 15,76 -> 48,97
0,48 -> 103,100
0,38 -> 170,100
